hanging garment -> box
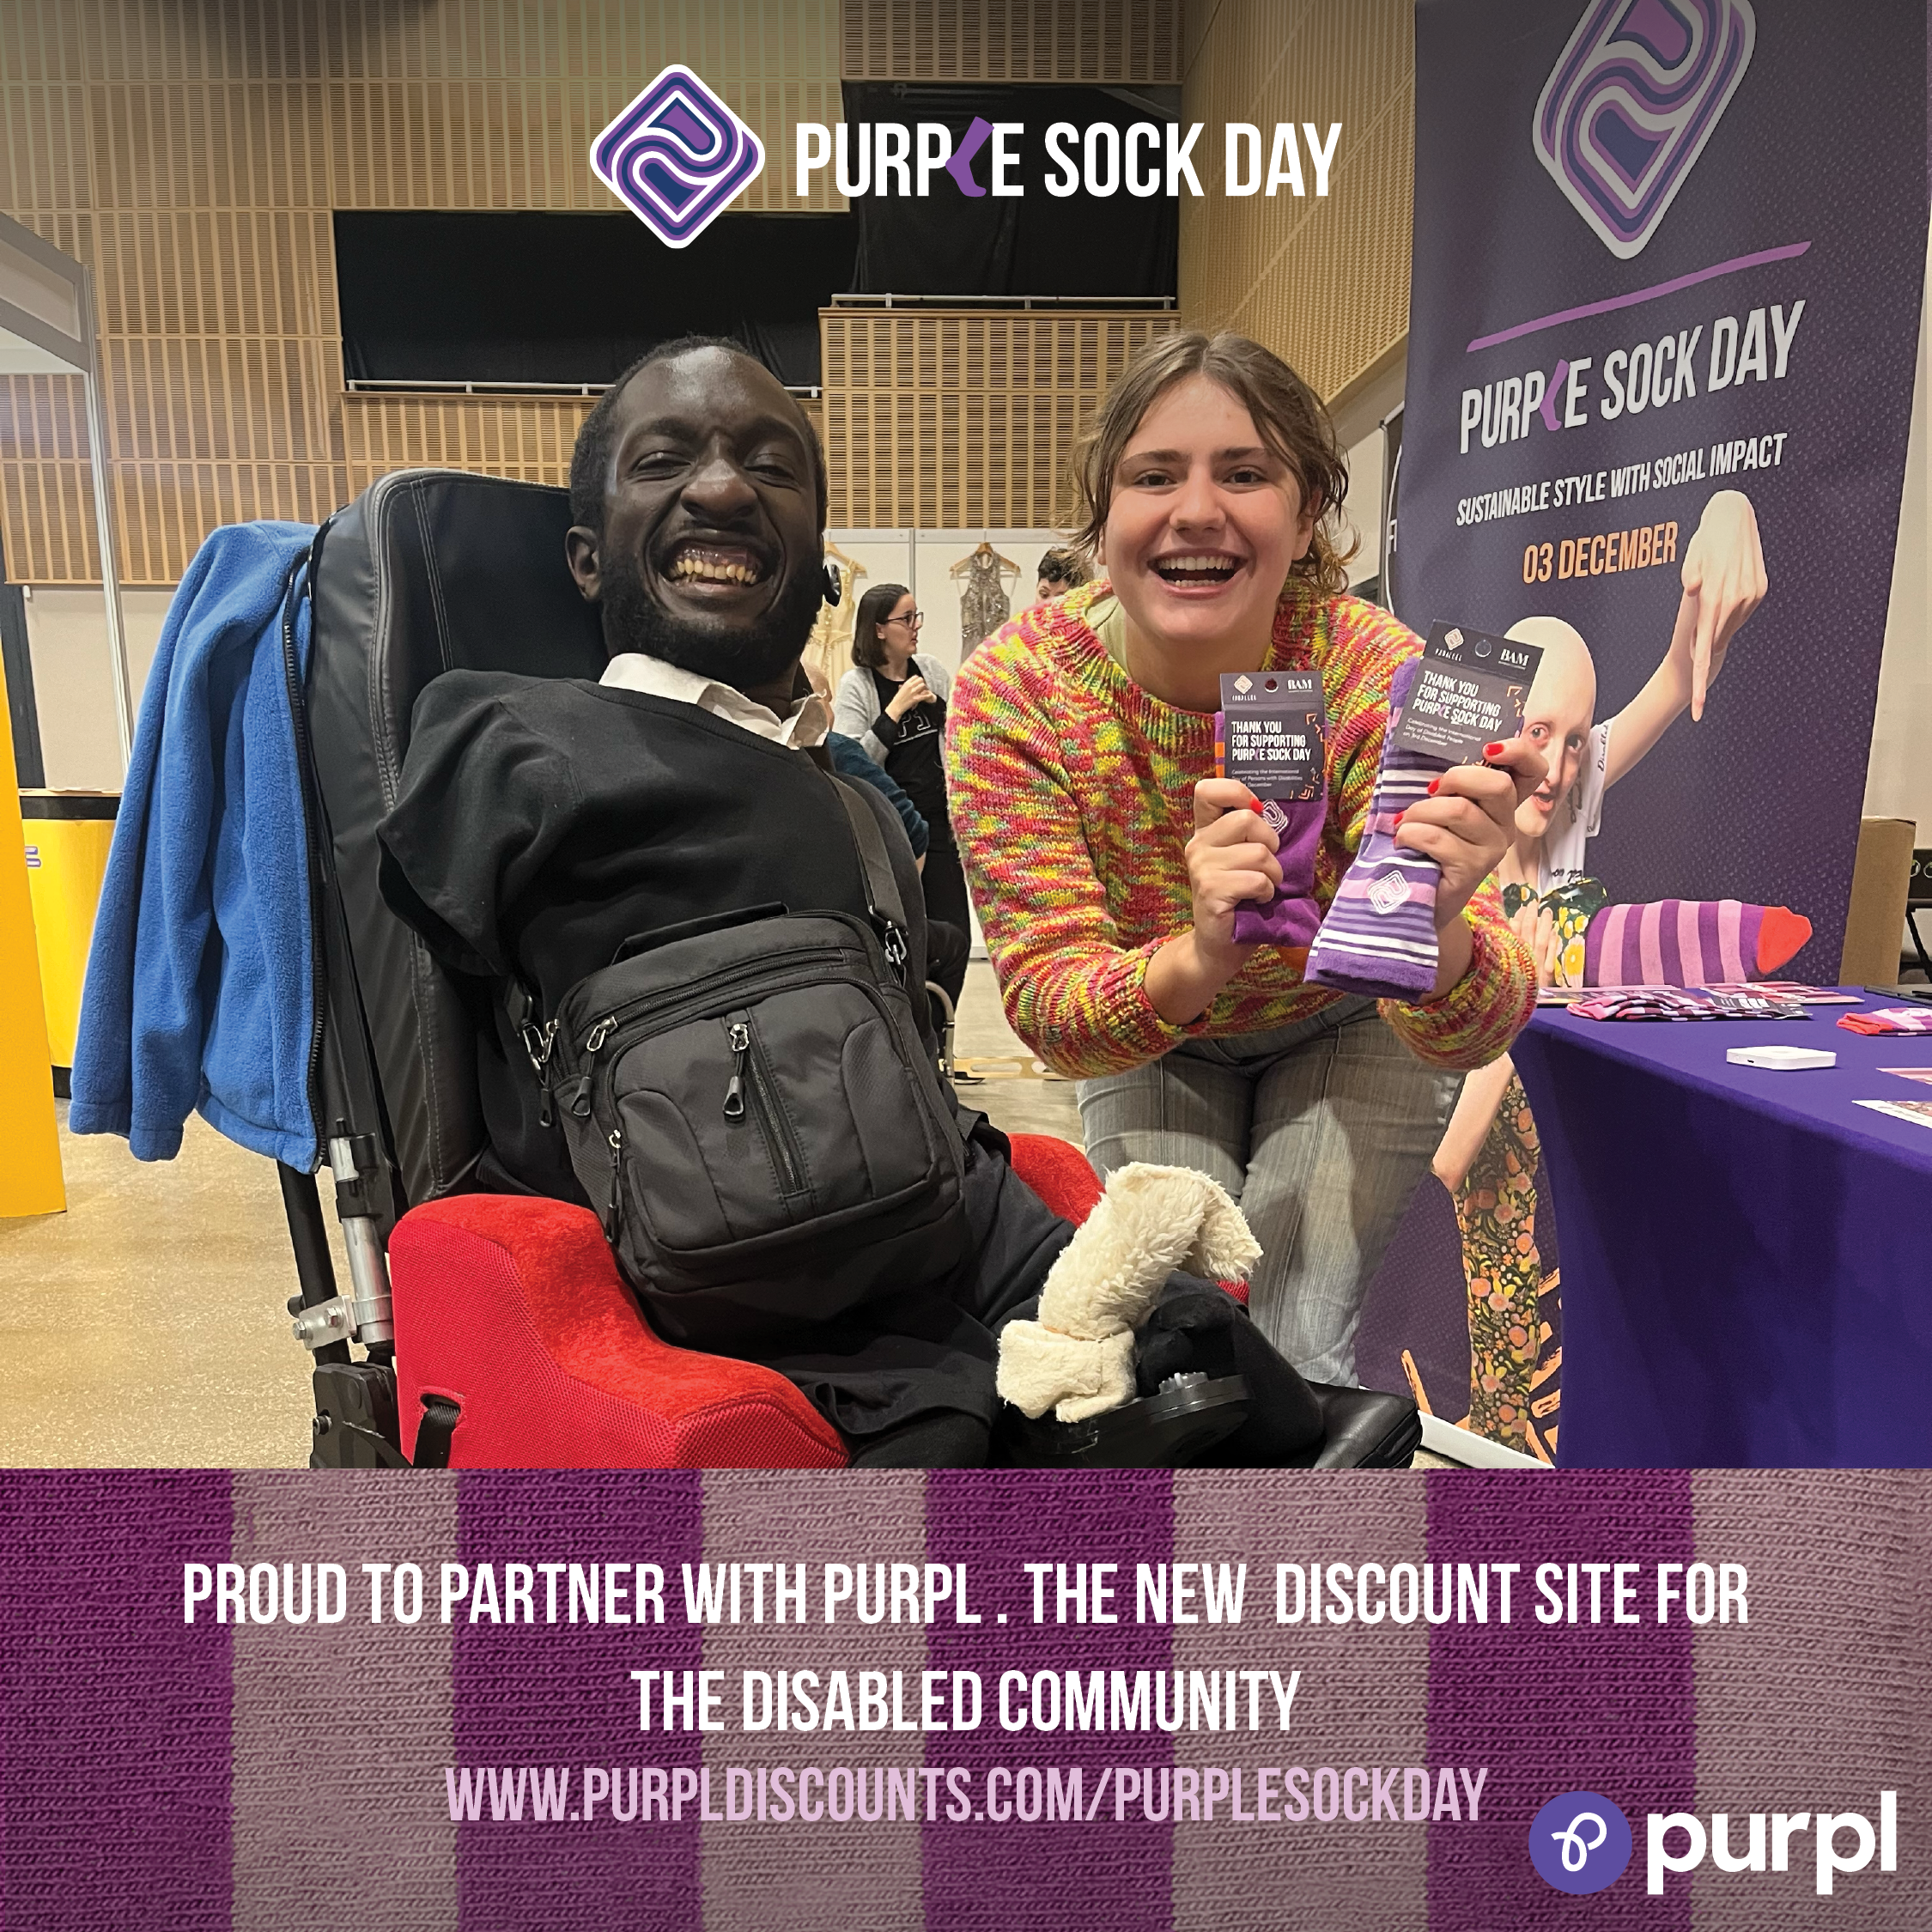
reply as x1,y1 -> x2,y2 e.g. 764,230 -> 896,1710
808,556 -> 866,683
957,549 -> 1011,654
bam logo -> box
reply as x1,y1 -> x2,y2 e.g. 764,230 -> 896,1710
1534,0 -> 1755,259
592,65 -> 764,247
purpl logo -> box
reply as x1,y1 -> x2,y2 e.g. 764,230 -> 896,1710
1368,872 -> 1413,916
1534,0 -> 1756,259
1530,1790 -> 1634,1894
592,65 -> 764,248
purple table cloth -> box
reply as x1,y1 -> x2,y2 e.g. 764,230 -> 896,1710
1510,994 -> 1932,1468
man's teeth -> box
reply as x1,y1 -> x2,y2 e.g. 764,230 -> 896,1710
671,555 -> 762,583
1154,555 -> 1238,580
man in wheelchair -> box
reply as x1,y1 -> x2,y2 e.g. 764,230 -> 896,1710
375,336 -> 1372,1467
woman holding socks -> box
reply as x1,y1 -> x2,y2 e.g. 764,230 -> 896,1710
945,332 -> 1543,1385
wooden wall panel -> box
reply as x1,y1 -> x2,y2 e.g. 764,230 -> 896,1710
0,0 -> 845,584
821,309 -> 1180,529
841,0 -> 1182,82
1178,0 -> 1413,405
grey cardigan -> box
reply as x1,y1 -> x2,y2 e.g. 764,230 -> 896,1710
831,654 -> 953,768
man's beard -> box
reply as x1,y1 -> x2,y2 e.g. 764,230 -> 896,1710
599,546 -> 824,694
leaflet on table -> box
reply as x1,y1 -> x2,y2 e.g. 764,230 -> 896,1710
1390,623 -> 1541,763
1569,988 -> 1808,1022
1855,1097 -> 1932,1132
1537,981 -> 1865,1007
1215,671 -> 1326,802
1880,1066 -> 1932,1084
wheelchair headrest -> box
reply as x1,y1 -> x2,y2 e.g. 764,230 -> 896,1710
305,470 -> 611,1207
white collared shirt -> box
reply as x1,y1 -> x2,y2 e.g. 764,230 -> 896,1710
599,651 -> 829,750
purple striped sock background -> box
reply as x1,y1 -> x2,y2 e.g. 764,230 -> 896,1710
0,1471 -> 1926,1929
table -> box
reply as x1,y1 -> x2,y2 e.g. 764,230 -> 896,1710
1511,993 -> 1932,1467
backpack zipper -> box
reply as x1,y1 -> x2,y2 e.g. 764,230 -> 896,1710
721,1012 -> 806,1197
571,945 -> 854,1066
603,1127 -> 623,1242
722,1020 -> 750,1120
743,1017 -> 808,1197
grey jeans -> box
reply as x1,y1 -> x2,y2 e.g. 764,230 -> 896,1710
1075,998 -> 1456,1386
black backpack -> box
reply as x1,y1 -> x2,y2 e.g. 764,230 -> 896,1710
509,775 -> 971,1350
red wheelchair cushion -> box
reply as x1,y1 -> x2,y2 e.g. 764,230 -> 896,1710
390,1194 -> 848,1468
387,1137 -> 1242,1468
1008,1132 -> 1103,1224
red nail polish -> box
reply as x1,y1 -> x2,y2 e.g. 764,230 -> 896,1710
1249,802 -> 1265,814
1394,811 -> 1406,828
1426,778 -> 1441,795
1483,742 -> 1504,758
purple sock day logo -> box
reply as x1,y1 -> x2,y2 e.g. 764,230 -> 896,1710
1534,0 -> 1756,259
592,65 -> 764,248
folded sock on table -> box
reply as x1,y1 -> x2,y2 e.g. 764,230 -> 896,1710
1305,656 -> 1444,1000
1583,899 -> 1813,987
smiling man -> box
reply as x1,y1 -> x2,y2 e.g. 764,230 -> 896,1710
567,337 -> 834,724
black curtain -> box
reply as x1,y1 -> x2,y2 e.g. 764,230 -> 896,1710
842,82 -> 1179,298
334,210 -> 857,388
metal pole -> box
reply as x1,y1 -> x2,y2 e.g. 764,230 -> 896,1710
79,264 -> 134,776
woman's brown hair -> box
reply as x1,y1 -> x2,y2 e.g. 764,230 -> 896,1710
1072,331 -> 1357,598
851,581 -> 912,670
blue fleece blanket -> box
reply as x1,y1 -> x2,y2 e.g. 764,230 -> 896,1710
70,521 -> 320,1168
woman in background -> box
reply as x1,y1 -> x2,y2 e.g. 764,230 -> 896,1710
946,331 -> 1541,1388
833,584 -> 969,1002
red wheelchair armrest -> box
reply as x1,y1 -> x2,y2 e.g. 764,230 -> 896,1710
390,1194 -> 848,1468
1007,1132 -> 1103,1224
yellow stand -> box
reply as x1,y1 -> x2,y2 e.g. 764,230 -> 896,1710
21,792 -> 117,1072
0,653 -> 67,1216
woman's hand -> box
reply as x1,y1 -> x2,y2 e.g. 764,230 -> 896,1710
1186,779 -> 1283,960
1677,489 -> 1767,719
886,675 -> 937,721
1394,739 -> 1547,933
1144,779 -> 1280,1024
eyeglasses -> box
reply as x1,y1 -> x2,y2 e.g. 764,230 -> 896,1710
886,609 -> 924,629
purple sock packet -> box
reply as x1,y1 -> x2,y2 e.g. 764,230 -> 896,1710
1213,705 -> 1325,950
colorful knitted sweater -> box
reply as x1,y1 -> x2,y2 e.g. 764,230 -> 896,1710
944,577 -> 1535,1079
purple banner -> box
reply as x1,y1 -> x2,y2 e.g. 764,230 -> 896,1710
1394,0 -> 1926,967
3,1470 -> 1929,1929
1362,0 -> 1928,1452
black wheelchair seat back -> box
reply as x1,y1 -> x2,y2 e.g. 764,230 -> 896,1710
304,470 -> 607,1212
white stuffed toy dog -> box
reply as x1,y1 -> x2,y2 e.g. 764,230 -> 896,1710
996,1163 -> 1261,1423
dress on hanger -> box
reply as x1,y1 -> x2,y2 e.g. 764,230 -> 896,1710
957,548 -> 1011,653
808,554 -> 866,679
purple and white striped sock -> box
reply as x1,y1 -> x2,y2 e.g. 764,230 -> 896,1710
1305,657 -> 1445,1000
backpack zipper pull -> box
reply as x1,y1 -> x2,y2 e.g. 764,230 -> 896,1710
879,920 -> 908,985
603,1127 -> 623,1242
586,1016 -> 615,1054
723,1019 -> 750,1120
